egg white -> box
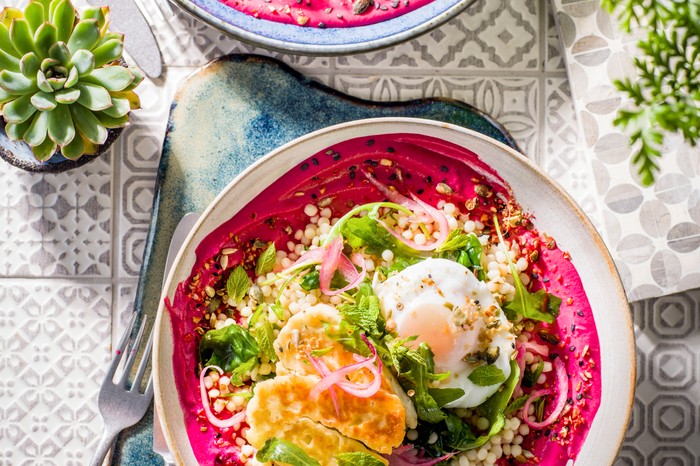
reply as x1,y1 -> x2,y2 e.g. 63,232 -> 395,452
373,258 -> 515,408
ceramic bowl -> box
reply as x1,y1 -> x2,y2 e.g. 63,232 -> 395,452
170,0 -> 477,55
153,117 -> 635,465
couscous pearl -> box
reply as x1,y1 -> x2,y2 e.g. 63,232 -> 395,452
382,249 -> 394,262
511,445 -> 522,457
428,432 -> 438,444
503,444 -> 511,456
204,376 -> 214,389
476,417 -> 490,430
402,230 -> 413,240
537,373 -> 547,385
219,376 -> 230,386
543,361 -> 553,373
486,452 -> 498,464
487,269 -> 501,281
520,273 -> 531,286
414,233 -> 427,245
304,204 -> 318,217
259,364 -> 272,375
443,202 -> 456,214
477,447 -> 488,461
447,216 -> 459,229
525,352 -> 534,364
406,430 -> 418,441
466,450 -> 478,460
510,417 -> 521,430
516,257 -> 528,272
513,435 -> 524,445
459,456 -> 469,466
398,216 -> 409,228
490,434 -> 501,445
502,429 -> 514,442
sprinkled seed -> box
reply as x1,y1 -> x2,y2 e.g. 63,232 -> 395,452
352,0 -> 372,14
436,182 -> 453,194
221,248 -> 237,255
475,184 -> 493,198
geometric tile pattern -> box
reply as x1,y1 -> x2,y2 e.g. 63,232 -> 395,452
621,288 -> 700,465
551,0 -> 700,301
0,0 -> 698,465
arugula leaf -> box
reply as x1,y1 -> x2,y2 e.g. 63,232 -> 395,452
341,215 -> 411,257
435,230 -> 485,281
378,256 -> 421,279
199,324 -> 259,384
468,365 -> 506,386
436,229 -> 472,252
522,357 -> 544,388
428,387 -> 465,408
255,438 -> 320,466
226,266 -> 250,302
493,216 -> 561,324
504,395 -> 529,416
250,315 -> 277,363
338,283 -> 383,337
335,452 -> 385,466
255,242 -> 277,276
443,412 -> 478,450
464,360 -> 520,450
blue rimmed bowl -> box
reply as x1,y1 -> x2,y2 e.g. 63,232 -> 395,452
171,0 -> 477,55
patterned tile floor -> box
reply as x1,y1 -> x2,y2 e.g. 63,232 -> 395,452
0,0 -> 698,464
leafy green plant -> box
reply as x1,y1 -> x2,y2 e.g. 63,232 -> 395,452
0,0 -> 142,161
601,0 -> 700,185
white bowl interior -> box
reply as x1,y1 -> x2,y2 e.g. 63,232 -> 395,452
153,117 -> 634,466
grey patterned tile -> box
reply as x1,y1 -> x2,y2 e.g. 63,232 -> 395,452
0,281 -> 111,466
0,154 -> 113,278
336,0 -> 539,71
545,0 -> 566,71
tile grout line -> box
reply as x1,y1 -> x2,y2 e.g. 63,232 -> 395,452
110,133 -> 124,346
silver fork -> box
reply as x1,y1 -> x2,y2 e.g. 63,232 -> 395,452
89,313 -> 155,466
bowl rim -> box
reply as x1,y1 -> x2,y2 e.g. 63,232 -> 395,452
153,117 -> 635,466
169,0 -> 477,56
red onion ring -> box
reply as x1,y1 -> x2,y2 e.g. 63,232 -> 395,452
385,444 -> 455,466
199,366 -> 246,429
521,356 -> 568,429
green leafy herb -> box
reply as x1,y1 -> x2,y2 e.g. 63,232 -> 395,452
504,395 -> 529,416
299,269 -> 347,292
467,365 -> 506,387
250,315 -> 277,363
493,216 -> 561,324
335,452 -> 385,466
464,359 -> 520,450
435,230 -> 485,280
377,256 -> 421,279
340,212 -> 414,258
443,412 -> 478,450
255,242 -> 277,276
226,266 -> 250,302
310,346 -> 334,357
436,229 -> 473,252
199,324 -> 259,384
601,0 -> 700,185
338,283 -> 384,337
535,395 -> 547,423
255,438 -> 320,466
219,390 -> 255,401
522,357 -> 544,388
427,387 -> 465,408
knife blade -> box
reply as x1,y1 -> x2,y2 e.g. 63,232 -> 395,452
153,212 -> 200,465
87,0 -> 163,79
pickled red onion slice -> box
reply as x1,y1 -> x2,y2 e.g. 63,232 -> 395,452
199,365 -> 246,429
521,356 -> 568,429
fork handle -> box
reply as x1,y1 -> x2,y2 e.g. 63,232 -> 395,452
89,426 -> 120,466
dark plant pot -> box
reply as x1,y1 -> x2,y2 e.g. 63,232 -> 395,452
0,120 -> 124,173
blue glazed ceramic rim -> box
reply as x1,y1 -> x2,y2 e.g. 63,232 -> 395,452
172,0 -> 477,55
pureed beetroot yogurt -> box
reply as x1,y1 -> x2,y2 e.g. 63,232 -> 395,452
218,0 -> 435,28
166,134 -> 602,466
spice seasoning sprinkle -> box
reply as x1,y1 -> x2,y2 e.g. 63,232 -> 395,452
300,162 -> 309,170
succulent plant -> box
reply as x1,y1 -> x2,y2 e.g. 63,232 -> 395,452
0,0 -> 142,161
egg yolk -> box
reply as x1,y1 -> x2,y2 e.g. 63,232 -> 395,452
397,303 -> 467,367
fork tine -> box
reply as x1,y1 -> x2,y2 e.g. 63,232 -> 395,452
131,324 -> 154,392
106,312 -> 138,380
119,316 -> 148,386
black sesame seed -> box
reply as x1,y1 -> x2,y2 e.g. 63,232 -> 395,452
312,176 -> 319,181
301,163 -> 309,170
318,22 -> 326,28
366,139 -> 375,146
349,171 -> 356,180
567,398 -> 573,405
571,324 -> 576,332
543,278 -> 550,283
551,353 -> 559,360
569,345 -> 576,352
388,173 -> 397,181
578,360 -> 584,366
386,147 -> 395,153
311,193 -> 317,199
440,165 -> 448,172
576,394 -> 583,400
312,158 -> 319,165
531,273 -> 539,279
349,165 -> 357,171
544,429 -> 551,437
416,189 -> 424,194
577,310 -> 584,317
332,153 -> 341,161
364,159 -> 379,167
426,176 -> 433,183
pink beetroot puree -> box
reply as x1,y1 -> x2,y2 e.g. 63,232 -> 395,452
167,134 -> 601,465
219,0 -> 434,28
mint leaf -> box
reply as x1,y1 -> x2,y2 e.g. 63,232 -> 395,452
255,242 -> 277,276
338,283 -> 384,337
256,438 -> 320,466
199,324 -> 259,384
428,387 -> 465,408
341,215 -> 412,257
335,452 -> 385,466
251,315 -> 277,363
468,365 -> 506,386
226,266 -> 250,302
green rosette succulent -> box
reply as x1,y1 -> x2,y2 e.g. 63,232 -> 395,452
0,0 -> 142,161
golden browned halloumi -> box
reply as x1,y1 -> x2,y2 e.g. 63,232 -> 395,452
247,373 -> 405,455
247,395 -> 388,466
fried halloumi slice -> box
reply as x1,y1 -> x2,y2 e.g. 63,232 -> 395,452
247,374 -> 404,455
275,304 -> 418,429
247,402 -> 387,466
